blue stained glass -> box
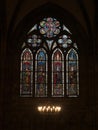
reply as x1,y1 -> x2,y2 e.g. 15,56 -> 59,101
37,51 -> 46,61
68,49 -> 77,60
37,62 -> 46,71
68,61 -> 77,71
38,61 -> 45,66
66,49 -> 79,97
35,49 -> 48,97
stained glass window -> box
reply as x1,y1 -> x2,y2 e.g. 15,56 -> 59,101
52,49 -> 64,97
35,48 -> 48,97
66,49 -> 79,97
20,17 -> 79,97
39,17 -> 61,38
58,35 -> 72,48
27,34 -> 42,47
20,48 -> 33,96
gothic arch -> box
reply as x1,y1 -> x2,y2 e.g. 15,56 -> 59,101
7,2 -> 89,101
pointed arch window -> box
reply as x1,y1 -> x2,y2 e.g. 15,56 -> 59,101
66,49 -> 79,97
52,48 -> 64,97
20,17 -> 79,97
20,48 -> 33,96
35,48 -> 48,97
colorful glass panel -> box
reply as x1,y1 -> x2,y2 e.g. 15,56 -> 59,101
52,49 -> 64,97
27,34 -> 41,47
39,17 -> 61,38
20,48 -> 33,96
20,17 -> 79,98
66,49 -> 79,97
58,35 -> 72,48
35,49 -> 48,97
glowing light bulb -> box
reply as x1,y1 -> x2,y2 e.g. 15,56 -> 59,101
38,106 -> 42,112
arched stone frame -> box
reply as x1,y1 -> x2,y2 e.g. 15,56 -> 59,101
7,3 -> 89,102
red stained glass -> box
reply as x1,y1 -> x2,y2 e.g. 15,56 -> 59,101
20,48 -> 33,96
52,49 -> 64,97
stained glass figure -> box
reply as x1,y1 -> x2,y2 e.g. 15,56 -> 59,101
35,48 -> 48,97
66,49 -> 79,97
27,34 -> 42,47
20,48 -> 33,96
58,35 -> 72,48
39,17 -> 61,38
52,49 -> 64,97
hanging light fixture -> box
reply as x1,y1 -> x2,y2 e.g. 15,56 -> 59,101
37,105 -> 61,112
